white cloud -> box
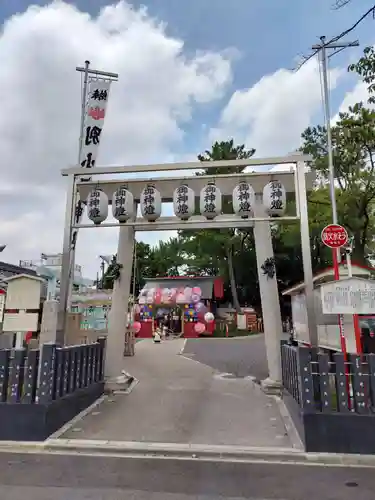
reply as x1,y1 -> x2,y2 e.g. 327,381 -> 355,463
0,1 -> 233,277
210,59 -> 342,158
332,80 -> 372,123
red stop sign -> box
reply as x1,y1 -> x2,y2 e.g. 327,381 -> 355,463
321,224 -> 348,249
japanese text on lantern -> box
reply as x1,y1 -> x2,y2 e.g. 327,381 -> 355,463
238,183 -> 251,212
114,188 -> 127,218
203,185 -> 216,214
176,185 -> 189,216
88,190 -> 101,219
80,80 -> 111,170
269,181 -> 284,211
143,187 -> 156,216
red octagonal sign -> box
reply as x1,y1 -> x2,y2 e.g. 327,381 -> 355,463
321,224 -> 348,249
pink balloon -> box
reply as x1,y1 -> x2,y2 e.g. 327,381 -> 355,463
132,321 -> 141,333
194,322 -> 206,334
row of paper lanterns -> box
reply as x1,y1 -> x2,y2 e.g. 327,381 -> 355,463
86,181 -> 287,225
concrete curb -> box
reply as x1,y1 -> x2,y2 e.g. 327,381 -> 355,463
274,396 -> 304,451
1,439 -> 375,467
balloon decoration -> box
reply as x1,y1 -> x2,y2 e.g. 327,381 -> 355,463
138,285 -> 203,306
194,322 -> 206,334
132,321 -> 141,333
191,286 -> 202,303
204,312 -> 215,323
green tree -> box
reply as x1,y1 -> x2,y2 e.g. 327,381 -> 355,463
349,46 -> 375,104
101,239 -> 184,291
301,102 -> 375,262
180,140 -> 255,312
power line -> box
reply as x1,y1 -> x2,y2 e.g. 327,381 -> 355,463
294,4 -> 375,71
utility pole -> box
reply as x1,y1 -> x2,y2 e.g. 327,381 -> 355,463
312,36 -> 360,359
311,36 -> 359,224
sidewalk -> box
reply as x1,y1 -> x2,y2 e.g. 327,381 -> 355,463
58,339 -> 294,449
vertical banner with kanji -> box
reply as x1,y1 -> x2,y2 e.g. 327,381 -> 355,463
72,79 -> 112,248
79,80 -> 111,169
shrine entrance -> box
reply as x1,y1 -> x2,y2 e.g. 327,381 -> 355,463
57,153 -> 316,393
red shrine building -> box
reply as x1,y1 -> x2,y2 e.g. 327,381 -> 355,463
135,276 -> 224,338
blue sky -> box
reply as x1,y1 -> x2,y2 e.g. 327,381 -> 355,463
1,0 -> 374,157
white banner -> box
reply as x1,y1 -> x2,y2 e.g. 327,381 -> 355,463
79,79 -> 111,169
72,79 -> 112,248
321,278 -> 375,315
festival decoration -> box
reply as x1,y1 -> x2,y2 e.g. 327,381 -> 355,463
173,184 -> 195,220
232,182 -> 255,218
140,184 -> 162,222
112,186 -> 135,222
204,312 -> 215,323
87,188 -> 108,225
194,322 -> 206,334
200,183 -> 222,219
263,180 -> 286,216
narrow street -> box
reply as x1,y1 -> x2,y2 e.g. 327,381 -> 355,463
0,451 -> 373,499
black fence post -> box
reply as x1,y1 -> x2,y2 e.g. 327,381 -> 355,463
92,343 -> 98,383
368,354 -> 375,409
9,348 -> 26,403
351,354 -> 368,414
0,349 -> 11,402
97,336 -> 106,381
318,353 -> 331,412
334,353 -> 351,413
37,343 -> 57,404
76,346 -> 83,389
81,345 -> 88,388
22,349 -> 39,404
62,348 -> 70,396
69,346 -> 78,393
55,348 -> 64,399
296,346 -> 316,412
87,344 -> 93,386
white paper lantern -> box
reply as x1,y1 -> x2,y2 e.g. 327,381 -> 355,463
263,180 -> 286,216
232,182 -> 255,218
86,189 -> 108,225
112,186 -> 134,222
200,183 -> 222,220
140,185 -> 162,222
173,184 -> 195,220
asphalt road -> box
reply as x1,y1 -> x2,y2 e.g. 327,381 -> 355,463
183,334 -> 282,382
0,451 -> 373,499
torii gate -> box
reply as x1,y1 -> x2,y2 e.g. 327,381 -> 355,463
57,154 -> 317,393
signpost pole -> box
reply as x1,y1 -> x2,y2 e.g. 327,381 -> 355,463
346,247 -> 362,354
321,224 -> 351,406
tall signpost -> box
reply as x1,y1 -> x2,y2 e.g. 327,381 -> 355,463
321,224 -> 349,356
56,62 -> 118,345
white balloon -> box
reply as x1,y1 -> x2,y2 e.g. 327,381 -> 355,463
204,312 -> 215,323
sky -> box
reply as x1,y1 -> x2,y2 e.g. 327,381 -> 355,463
0,0 -> 373,279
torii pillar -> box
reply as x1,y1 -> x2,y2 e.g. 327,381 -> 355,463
253,197 -> 283,394
105,224 -> 135,389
